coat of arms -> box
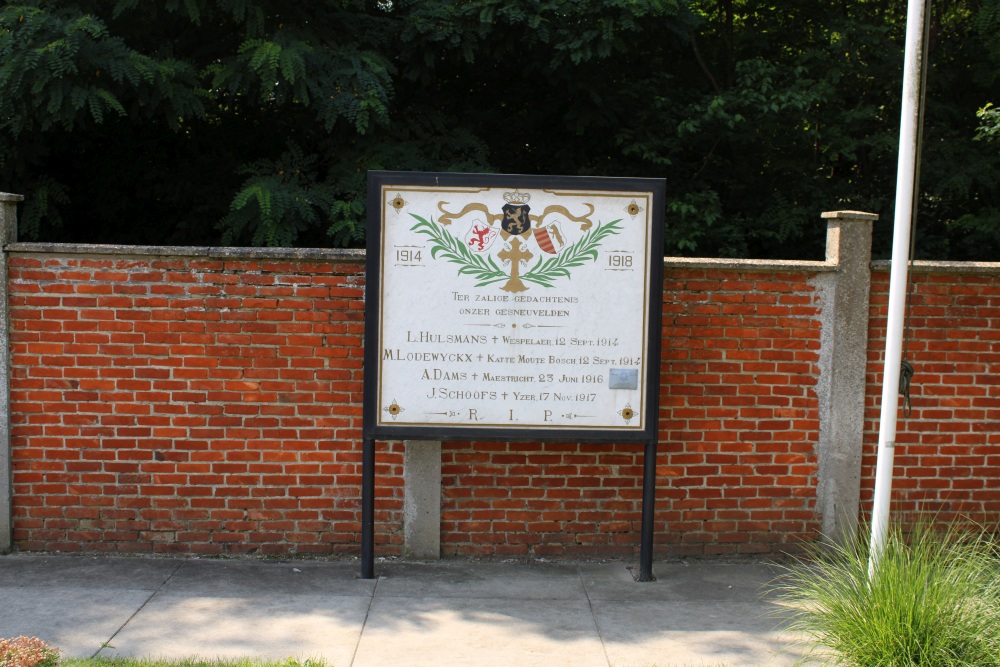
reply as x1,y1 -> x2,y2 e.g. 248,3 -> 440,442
407,189 -> 622,292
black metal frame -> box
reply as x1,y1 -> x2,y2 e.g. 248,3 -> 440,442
362,170 -> 664,580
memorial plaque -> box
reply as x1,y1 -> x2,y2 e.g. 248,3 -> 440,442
363,171 -> 664,444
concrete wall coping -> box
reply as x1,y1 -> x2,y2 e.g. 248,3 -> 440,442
7,242 -> 837,274
7,242 -> 366,263
871,259 -> 1000,275
663,256 -> 835,273
0,194 -> 24,203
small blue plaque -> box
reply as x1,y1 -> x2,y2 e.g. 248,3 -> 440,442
608,368 -> 639,390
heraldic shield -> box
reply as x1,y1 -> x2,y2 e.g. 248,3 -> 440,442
534,222 -> 565,254
501,202 -> 532,236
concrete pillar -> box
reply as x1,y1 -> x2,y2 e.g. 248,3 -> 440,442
403,440 -> 441,559
0,193 -> 22,554
814,210 -> 877,548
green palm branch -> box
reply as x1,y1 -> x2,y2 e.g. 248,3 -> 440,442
408,214 -> 623,289
521,219 -> 623,287
409,214 -> 508,286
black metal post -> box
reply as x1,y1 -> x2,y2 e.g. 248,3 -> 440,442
638,440 -> 657,582
361,437 -> 376,579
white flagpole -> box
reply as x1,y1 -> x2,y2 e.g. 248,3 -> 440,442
868,0 -> 929,577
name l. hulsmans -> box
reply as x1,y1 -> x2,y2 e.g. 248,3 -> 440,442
405,331 -> 488,344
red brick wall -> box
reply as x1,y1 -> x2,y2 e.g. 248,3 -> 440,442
8,252 -> 831,557
656,269 -> 822,556
861,269 -> 1000,525
21,250 -> 997,557
439,441 -> 648,558
8,254 -> 370,555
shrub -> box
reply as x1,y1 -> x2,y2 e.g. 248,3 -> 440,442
0,636 -> 60,667
775,521 -> 1000,667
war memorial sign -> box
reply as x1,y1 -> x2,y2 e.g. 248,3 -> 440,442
364,171 -> 664,439
361,171 -> 665,579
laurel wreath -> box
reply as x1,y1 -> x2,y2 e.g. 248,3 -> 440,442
408,213 -> 623,289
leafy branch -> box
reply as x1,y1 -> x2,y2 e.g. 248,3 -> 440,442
976,103 -> 1000,142
409,214 -> 508,286
521,219 -> 623,287
409,214 -> 624,289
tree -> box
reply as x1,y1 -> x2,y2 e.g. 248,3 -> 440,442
641,0 -> 1000,260
1,0 -> 400,245
2,0 -> 999,260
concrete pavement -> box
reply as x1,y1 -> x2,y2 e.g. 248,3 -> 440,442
0,554 -> 812,666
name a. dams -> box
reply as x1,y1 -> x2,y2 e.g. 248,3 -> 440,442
406,331 -> 489,344
421,368 -> 467,381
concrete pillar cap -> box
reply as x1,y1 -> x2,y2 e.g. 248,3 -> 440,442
821,210 -> 879,221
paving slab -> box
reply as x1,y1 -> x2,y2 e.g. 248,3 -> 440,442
0,586 -> 153,658
375,560 -> 586,599
581,561 -> 781,602
98,559 -> 375,662
354,595 -> 607,667
594,599 -> 807,667
98,592 -> 371,664
164,559 -> 376,597
0,553 -> 813,666
0,554 -> 181,589
579,562 -> 807,666
0,554 -> 179,657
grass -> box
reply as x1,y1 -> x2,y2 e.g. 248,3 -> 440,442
774,520 -> 1000,667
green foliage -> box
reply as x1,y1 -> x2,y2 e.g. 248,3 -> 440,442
221,143 -> 358,247
775,521 -> 1000,667
17,175 -> 69,239
397,0 -> 693,71
0,5 -> 203,134
977,103 -> 1000,142
947,207 -> 1000,259
2,0 -> 1000,258
0,0 -> 396,246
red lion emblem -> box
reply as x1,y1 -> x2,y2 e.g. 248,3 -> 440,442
466,221 -> 496,252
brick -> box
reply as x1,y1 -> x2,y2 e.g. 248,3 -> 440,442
5,256 -> 991,558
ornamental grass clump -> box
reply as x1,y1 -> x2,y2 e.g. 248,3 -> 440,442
775,521 -> 1000,667
0,636 -> 60,667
